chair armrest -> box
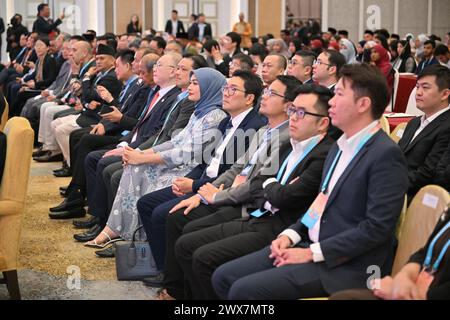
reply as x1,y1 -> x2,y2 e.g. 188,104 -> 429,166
0,200 -> 23,217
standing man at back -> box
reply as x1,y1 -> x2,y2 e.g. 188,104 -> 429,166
33,3 -> 65,39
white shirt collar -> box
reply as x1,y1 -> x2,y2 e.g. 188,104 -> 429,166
337,121 -> 379,154
231,107 -> 253,128
290,134 -> 323,155
157,85 -> 176,98
421,105 -> 450,125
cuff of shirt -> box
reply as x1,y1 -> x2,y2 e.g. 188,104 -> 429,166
117,141 -> 128,148
310,243 -> 325,262
262,178 -> 278,189
279,229 -> 301,246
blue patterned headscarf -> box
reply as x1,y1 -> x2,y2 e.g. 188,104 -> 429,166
191,68 -> 227,118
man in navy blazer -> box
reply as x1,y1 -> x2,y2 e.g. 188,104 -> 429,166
212,64 -> 409,300
135,71 -> 266,282
416,40 -> 440,75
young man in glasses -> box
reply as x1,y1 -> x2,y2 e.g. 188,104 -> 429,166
312,49 -> 346,92
144,76 -> 300,299
172,84 -> 335,300
213,64 -> 408,301
288,50 -> 316,84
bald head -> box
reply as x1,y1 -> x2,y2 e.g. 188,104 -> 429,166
72,40 -> 93,65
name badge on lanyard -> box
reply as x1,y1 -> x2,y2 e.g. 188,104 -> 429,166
301,124 -> 381,230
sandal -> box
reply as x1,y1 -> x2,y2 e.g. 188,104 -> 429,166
84,231 -> 122,249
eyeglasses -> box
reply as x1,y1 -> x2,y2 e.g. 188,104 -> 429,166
313,59 -> 333,67
287,105 -> 328,119
263,88 -> 287,99
222,85 -> 247,96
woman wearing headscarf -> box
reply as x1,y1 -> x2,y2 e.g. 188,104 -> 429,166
85,68 -> 228,246
340,38 -> 357,64
371,44 -> 394,91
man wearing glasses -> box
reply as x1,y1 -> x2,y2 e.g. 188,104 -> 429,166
173,84 -> 335,300
155,76 -> 300,299
288,50 -> 316,84
312,49 -> 346,92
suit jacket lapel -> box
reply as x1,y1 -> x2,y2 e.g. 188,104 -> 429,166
404,110 -> 450,153
398,117 -> 420,152
324,132 -> 380,211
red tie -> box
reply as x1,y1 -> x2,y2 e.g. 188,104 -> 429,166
142,92 -> 160,121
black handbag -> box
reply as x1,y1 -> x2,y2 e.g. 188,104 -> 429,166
115,226 -> 159,281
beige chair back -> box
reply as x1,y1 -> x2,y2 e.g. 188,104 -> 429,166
0,117 -> 34,271
0,98 -> 9,132
380,116 -> 390,135
390,122 -> 408,144
392,185 -> 450,275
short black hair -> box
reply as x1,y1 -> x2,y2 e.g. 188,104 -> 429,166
375,28 -> 390,39
231,70 -> 264,107
294,50 -> 316,67
323,49 -> 346,75
390,33 -> 400,40
418,64 -> 450,96
339,63 -> 390,120
281,29 -> 291,37
118,49 -> 135,66
151,36 -> 167,50
226,32 -> 242,48
275,75 -> 303,102
296,84 -> 334,117
203,39 -> 220,53
328,28 -> 337,35
232,53 -> 254,71
183,53 -> 209,69
37,36 -> 50,47
248,43 -> 268,61
37,3 -> 48,14
172,10 -> 178,14
338,30 -> 349,37
435,44 -> 450,56
364,30 -> 374,36
424,40 -> 436,49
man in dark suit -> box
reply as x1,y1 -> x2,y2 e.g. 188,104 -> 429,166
435,140 -> 450,191
32,3 -> 65,38
0,18 -> 4,55
171,85 -> 335,300
143,76 -> 300,295
212,64 -> 409,300
135,71 -> 266,284
288,50 -> 316,84
416,40 -> 440,75
398,65 -> 450,198
165,10 -> 186,38
69,55 -> 205,236
59,53 -> 181,224
188,14 -> 212,42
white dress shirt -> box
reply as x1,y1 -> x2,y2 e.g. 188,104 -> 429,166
206,108 -> 253,179
262,135 -> 323,214
411,105 -> 450,142
281,121 -> 380,262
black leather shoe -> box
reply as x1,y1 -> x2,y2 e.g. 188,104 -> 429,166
34,152 -> 63,163
53,167 -> 72,177
143,273 -> 164,288
95,245 -> 115,258
60,186 -> 69,192
73,224 -> 103,242
49,207 -> 86,220
32,146 -> 46,158
73,216 -> 100,229
49,198 -> 85,213
54,161 -> 69,174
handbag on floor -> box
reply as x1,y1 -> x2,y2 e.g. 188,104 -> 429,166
115,226 -> 159,281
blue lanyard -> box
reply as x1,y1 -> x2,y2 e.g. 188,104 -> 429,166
424,220 -> 450,273
79,60 -> 93,78
119,76 -> 137,103
321,125 -> 380,194
277,135 -> 324,185
16,47 -> 27,61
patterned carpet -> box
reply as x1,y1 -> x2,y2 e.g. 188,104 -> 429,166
0,161 -> 157,300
